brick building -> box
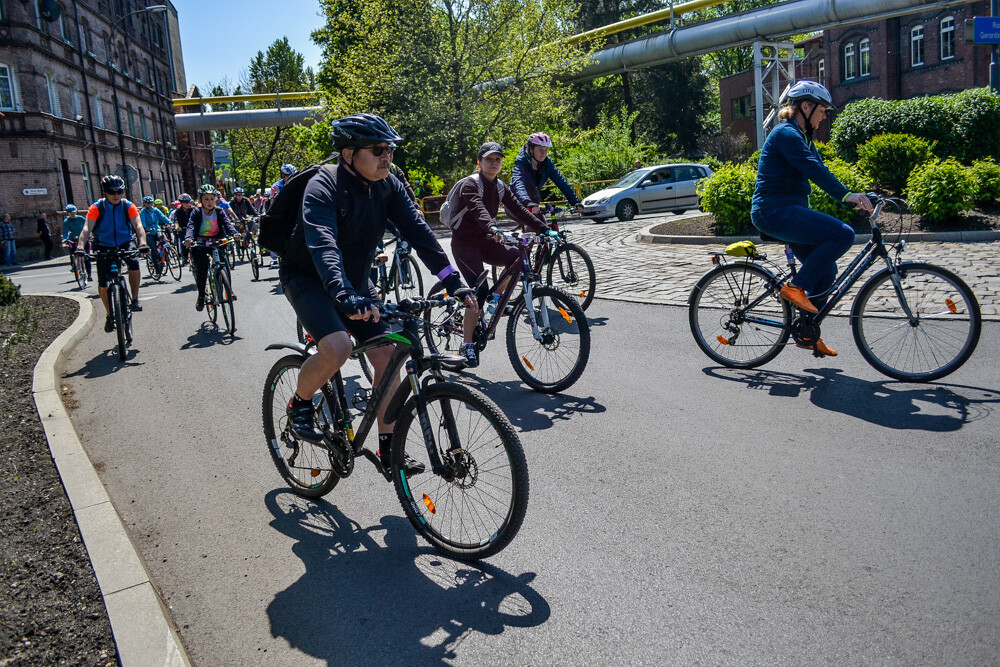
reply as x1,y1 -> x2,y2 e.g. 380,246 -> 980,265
720,1 -> 992,147
0,0 -> 186,258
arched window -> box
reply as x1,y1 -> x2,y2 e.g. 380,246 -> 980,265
941,16 -> 955,60
69,79 -> 82,119
0,63 -> 18,111
93,92 -> 105,129
843,43 -> 856,80
127,103 -> 135,136
859,38 -> 871,76
911,25 -> 925,66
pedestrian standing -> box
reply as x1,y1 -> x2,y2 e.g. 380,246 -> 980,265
37,212 -> 53,259
0,213 -> 15,265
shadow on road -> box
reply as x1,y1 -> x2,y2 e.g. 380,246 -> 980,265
264,490 -> 550,664
64,346 -> 143,379
703,366 -> 1000,431
179,322 -> 242,349
586,316 -> 610,328
457,376 -> 606,433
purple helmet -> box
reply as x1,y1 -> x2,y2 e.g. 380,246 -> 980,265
527,132 -> 553,148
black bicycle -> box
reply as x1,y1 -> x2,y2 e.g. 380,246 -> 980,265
145,233 -> 181,282
373,236 -> 424,303
192,237 -> 237,335
534,205 -> 596,311
263,297 -> 529,560
84,247 -> 138,361
688,194 -> 981,381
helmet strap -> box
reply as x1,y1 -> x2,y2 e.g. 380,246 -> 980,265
795,103 -> 817,142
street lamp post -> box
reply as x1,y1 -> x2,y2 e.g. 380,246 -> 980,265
108,4 -> 167,200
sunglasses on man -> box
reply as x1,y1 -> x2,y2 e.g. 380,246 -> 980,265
361,143 -> 396,157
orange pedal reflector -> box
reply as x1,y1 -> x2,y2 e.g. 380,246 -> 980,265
311,469 -> 321,478
716,336 -> 729,346
579,290 -> 587,298
945,298 -> 957,314
521,356 -> 535,371
422,493 -> 436,514
558,307 -> 573,323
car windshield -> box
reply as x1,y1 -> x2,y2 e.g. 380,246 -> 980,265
611,169 -> 650,189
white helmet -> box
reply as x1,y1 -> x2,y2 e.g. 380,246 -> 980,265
784,80 -> 836,111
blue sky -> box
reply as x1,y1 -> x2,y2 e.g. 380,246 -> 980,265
172,0 -> 325,92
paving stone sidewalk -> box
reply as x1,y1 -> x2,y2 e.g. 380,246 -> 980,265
562,214 -> 999,319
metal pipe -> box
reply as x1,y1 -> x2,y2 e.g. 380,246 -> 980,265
564,0 -> 727,45
571,0 -> 972,81
171,91 -> 318,106
174,106 -> 323,132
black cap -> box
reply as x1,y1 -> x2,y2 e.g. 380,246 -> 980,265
478,142 -> 503,160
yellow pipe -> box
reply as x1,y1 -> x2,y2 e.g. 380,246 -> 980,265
172,91 -> 319,106
564,0 -> 729,45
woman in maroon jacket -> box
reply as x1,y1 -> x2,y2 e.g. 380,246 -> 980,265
450,142 -> 554,367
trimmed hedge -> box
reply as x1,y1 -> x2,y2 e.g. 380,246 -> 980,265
906,158 -> 975,223
830,88 -> 1000,163
970,158 -> 1000,205
697,162 -> 756,235
856,133 -> 936,194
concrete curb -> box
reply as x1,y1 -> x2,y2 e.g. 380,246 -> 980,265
636,224 -> 1000,245
29,292 -> 191,667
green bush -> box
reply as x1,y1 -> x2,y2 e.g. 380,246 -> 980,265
814,141 -> 838,162
970,158 -> 1000,205
905,158 -> 975,223
697,162 -> 756,234
0,273 -> 19,307
748,148 -> 762,169
831,88 -> 1000,163
856,134 -> 936,194
555,111 -> 658,184
810,158 -> 871,224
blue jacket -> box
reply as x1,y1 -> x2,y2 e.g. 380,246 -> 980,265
752,120 -> 849,211
139,206 -> 170,234
510,145 -> 580,206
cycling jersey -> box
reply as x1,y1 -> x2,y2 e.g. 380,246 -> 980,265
269,179 -> 285,199
87,199 -> 139,248
139,206 -> 170,235
62,214 -> 86,241
510,145 -> 581,207
282,164 -> 459,302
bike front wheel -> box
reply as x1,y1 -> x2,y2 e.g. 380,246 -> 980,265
506,285 -> 590,393
109,281 -> 127,361
851,262 -> 981,382
218,270 -> 236,335
262,355 -> 340,497
688,262 -> 791,368
423,280 -> 466,355
206,275 -> 218,324
72,255 -> 87,289
392,382 -> 528,561
166,245 -> 182,281
546,243 -> 596,311
145,253 -> 162,281
393,254 -> 424,303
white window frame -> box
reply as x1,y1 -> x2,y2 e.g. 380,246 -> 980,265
844,43 -> 856,80
45,70 -> 62,117
82,162 -> 95,203
59,5 -> 71,43
0,63 -> 18,111
941,16 -> 955,60
818,59 -> 826,86
859,38 -> 870,76
911,25 -> 925,67
93,93 -> 105,129
69,81 -> 82,119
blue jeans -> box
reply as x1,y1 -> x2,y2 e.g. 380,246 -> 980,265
3,238 -> 16,264
751,206 -> 854,300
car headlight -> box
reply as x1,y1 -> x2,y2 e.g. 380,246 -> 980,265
597,196 -> 611,204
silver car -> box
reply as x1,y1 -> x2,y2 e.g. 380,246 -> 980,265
581,163 -> 714,222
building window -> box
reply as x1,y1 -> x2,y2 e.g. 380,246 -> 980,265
93,95 -> 105,129
0,64 -> 16,110
844,43 -> 856,80
45,71 -> 62,116
941,17 -> 955,60
82,162 -> 94,203
859,38 -> 870,76
70,81 -> 82,119
731,95 -> 751,120
817,59 -> 826,86
140,109 -> 148,140
911,26 -> 924,66
127,104 -> 135,136
59,5 -> 71,42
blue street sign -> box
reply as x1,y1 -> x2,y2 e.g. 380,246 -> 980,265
974,16 -> 1000,43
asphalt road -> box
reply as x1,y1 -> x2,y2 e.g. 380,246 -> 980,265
11,248 -> 1000,665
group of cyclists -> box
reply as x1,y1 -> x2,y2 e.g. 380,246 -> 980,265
61,79 -> 872,464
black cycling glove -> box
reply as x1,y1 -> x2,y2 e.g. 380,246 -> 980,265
441,271 -> 465,297
336,292 -> 377,317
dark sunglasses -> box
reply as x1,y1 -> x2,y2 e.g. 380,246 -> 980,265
104,189 -> 125,195
362,144 -> 396,157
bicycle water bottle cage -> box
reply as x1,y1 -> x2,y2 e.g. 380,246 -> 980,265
725,240 -> 757,257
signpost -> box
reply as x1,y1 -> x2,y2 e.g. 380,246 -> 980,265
968,10 -> 1000,94
21,188 -> 48,196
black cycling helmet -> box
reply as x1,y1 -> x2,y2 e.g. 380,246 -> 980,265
177,193 -> 192,203
101,174 -> 126,194
331,113 -> 403,151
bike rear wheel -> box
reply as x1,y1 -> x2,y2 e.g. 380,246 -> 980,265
393,254 -> 424,303
422,280 -> 466,355
506,285 -> 590,393
392,382 -> 528,561
851,262 -> 981,382
110,282 -> 128,360
689,262 -> 791,368
546,243 -> 596,311
145,253 -> 162,281
218,270 -> 236,335
262,355 -> 340,497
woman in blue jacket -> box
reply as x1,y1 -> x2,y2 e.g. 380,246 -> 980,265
750,81 -> 873,357
510,132 -> 582,219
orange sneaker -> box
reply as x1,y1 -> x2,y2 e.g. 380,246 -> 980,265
779,284 -> 819,314
796,338 -> 838,357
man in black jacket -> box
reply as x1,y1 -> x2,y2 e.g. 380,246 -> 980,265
280,114 -> 476,471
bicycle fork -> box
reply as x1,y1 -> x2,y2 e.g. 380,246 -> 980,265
406,362 -> 464,480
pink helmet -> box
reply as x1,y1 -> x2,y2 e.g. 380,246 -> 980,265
527,132 -> 553,148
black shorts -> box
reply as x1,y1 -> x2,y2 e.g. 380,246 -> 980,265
94,244 -> 140,287
450,232 -> 519,287
280,267 -> 389,343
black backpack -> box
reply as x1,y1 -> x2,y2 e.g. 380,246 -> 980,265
258,158 -> 341,255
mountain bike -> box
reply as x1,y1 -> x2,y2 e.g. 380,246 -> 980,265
85,247 -> 137,361
295,318 -> 374,384
534,205 -> 596,311
145,233 -> 181,282
64,239 -> 90,289
263,297 -> 529,561
424,230 -> 591,393
373,236 -> 424,303
194,238 -> 237,336
688,194 -> 981,381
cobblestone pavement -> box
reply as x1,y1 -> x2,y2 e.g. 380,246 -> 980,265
562,213 -> 1000,320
